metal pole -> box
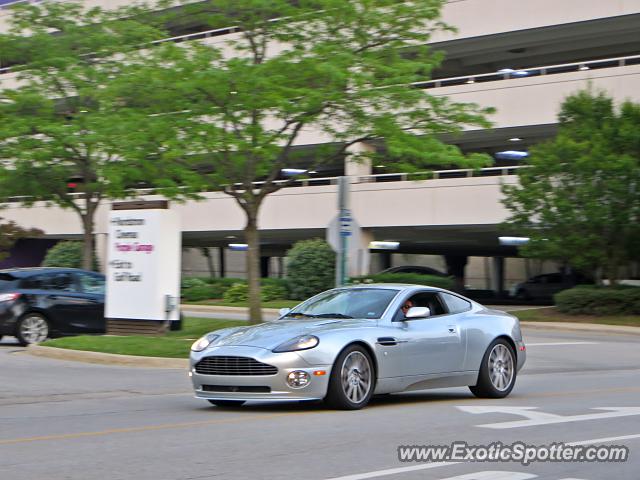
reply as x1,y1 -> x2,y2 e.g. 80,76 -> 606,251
336,176 -> 350,287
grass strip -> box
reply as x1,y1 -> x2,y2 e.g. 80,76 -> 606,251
42,317 -> 247,358
514,307 -> 640,327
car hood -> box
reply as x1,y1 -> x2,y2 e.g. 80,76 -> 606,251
209,318 -> 375,350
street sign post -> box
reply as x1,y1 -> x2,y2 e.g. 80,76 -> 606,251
326,177 -> 360,286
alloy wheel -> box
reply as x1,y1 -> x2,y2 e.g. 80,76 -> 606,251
340,351 -> 372,404
488,343 -> 514,391
19,315 -> 49,344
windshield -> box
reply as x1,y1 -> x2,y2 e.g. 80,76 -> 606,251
286,288 -> 399,320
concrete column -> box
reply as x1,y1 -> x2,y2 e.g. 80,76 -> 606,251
260,256 -> 270,278
491,256 -> 505,295
380,252 -> 392,270
344,142 -> 374,178
444,254 -> 468,292
218,247 -> 226,278
348,228 -> 374,277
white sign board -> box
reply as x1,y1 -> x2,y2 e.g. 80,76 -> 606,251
105,209 -> 181,321
326,210 -> 361,254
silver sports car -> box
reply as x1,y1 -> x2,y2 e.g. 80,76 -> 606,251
189,284 -> 526,410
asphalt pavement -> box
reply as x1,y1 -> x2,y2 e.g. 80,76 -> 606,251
1,327 -> 639,480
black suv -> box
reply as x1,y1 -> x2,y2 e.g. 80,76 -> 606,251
0,268 -> 105,346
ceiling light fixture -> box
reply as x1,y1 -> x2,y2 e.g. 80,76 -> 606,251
369,241 -> 400,250
281,168 -> 307,176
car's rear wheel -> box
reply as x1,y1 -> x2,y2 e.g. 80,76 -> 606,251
16,313 -> 49,346
325,344 -> 375,410
469,338 -> 516,398
207,400 -> 246,407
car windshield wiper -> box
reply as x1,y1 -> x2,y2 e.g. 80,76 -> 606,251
312,313 -> 354,319
283,312 -> 317,318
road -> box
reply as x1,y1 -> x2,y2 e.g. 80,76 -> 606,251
1,327 -> 639,480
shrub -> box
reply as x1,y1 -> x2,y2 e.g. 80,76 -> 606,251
181,277 -> 208,290
286,239 -> 336,300
223,283 -> 249,303
261,283 -> 288,302
42,241 -> 99,270
555,286 -> 640,315
182,284 -> 226,302
350,272 -> 454,290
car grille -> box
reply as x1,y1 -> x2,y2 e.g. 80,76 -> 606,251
202,385 -> 271,393
194,356 -> 278,376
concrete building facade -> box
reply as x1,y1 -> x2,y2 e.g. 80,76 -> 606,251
1,0 -> 639,289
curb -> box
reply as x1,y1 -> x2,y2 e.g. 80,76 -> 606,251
521,321 -> 640,336
26,321 -> 639,368
27,345 -> 188,369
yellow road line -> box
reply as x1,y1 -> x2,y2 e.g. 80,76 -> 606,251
3,386 -> 640,446
0,411 -> 318,446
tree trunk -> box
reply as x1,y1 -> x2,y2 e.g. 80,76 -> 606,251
245,213 -> 263,324
81,213 -> 94,271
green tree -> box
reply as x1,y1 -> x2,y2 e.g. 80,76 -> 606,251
502,90 -> 640,284
138,0 -> 493,323
0,217 -> 42,262
0,1 -> 172,270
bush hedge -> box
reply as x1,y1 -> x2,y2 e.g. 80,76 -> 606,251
180,276 -> 290,302
350,272 -> 454,290
181,277 -> 208,290
223,283 -> 249,303
261,283 -> 288,302
555,286 -> 640,315
182,284 -> 227,302
286,239 -> 336,300
42,241 -> 99,270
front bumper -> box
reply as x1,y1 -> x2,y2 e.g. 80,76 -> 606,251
190,345 -> 332,402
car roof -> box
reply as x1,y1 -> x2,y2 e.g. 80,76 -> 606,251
339,283 -> 441,291
0,267 -> 92,278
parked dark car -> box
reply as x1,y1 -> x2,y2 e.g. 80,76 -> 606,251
509,272 -> 583,300
380,265 -> 448,277
0,268 -> 105,346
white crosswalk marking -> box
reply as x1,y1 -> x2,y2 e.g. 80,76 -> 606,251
458,406 -> 640,429
438,472 -> 537,480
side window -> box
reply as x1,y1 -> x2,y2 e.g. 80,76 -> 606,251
77,273 -> 105,295
440,293 -> 472,314
47,273 -> 77,292
20,275 -> 45,290
407,292 -> 447,316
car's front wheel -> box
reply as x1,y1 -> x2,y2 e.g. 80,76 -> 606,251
16,313 -> 49,346
207,400 -> 246,407
325,344 -> 375,410
469,338 -> 517,398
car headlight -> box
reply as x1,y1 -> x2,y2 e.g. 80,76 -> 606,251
191,333 -> 220,352
273,335 -> 319,353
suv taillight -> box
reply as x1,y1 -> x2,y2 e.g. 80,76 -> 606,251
0,292 -> 20,303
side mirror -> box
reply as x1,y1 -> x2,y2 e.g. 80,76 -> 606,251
405,306 -> 430,319
279,308 -> 291,317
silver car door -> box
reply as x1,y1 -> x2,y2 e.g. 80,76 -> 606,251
397,314 -> 465,375
394,291 -> 466,375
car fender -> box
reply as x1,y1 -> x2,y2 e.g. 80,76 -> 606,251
462,311 -> 523,371
295,328 -> 380,372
